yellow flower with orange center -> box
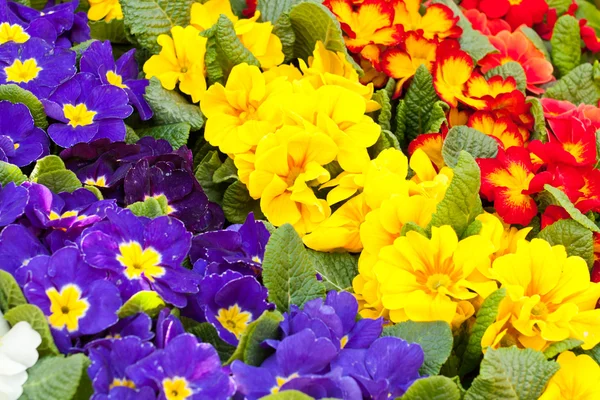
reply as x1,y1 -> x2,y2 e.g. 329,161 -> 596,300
408,148 -> 453,201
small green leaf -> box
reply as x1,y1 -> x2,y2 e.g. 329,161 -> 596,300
20,354 -> 91,400
137,122 -> 191,149
272,12 -> 296,63
442,126 -> 499,168
400,221 -> 429,238
484,62 -> 527,92
228,310 -> 284,366
544,185 -> 600,232
543,338 -> 584,359
262,224 -> 326,312
187,322 -> 236,362
30,155 -> 68,180
117,291 -> 166,318
382,320 -> 453,375
306,250 -> 358,292
30,156 -> 83,193
259,391 -> 314,400
538,219 -> 594,269
85,185 -> 104,200
0,161 -> 27,186
125,125 -> 140,144
369,130 -> 400,157
371,86 -> 393,131
519,26 -> 551,61
222,180 -> 265,223
544,62 -> 600,105
401,376 -> 462,400
551,15 -> 581,77
70,39 -> 97,62
144,78 -> 204,131
4,304 -> 60,357
127,195 -> 169,218
195,151 -> 230,203
583,342 -> 600,364
213,157 -> 238,184
0,270 -> 26,312
528,97 -> 549,142
0,84 -> 47,128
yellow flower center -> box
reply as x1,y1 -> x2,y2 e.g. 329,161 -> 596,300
116,241 -> 165,281
106,70 -> 128,89
5,58 -> 42,83
238,104 -> 258,121
562,142 -> 587,163
84,176 -> 107,187
285,165 -> 304,187
63,103 -> 97,128
13,143 -> 19,150
426,273 -> 452,293
340,335 -> 349,349
216,304 -> 252,339
49,210 -> 85,221
508,0 -> 523,5
47,284 -> 90,332
270,373 -> 300,394
0,23 -> 29,44
531,301 -> 549,318
251,256 -> 262,263
162,377 -> 192,400
109,378 -> 136,390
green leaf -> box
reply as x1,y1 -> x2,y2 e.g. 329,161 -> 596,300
432,0 -> 496,61
30,156 -> 83,193
144,77 -> 204,130
228,310 -> 284,365
125,125 -> 140,144
272,11 -> 296,63
370,129 -> 400,157
544,62 -> 600,105
4,304 -> 60,357
538,218 -> 595,269
576,0 -> 600,36
528,97 -> 549,142
429,151 -> 483,238
306,250 -> 358,292
137,122 -> 191,149
187,322 -> 236,362
400,221 -> 429,237
519,26 -> 551,61
463,219 -> 483,238
551,15 -> 581,77
89,18 -> 128,43
543,338 -> 584,359
395,65 -> 447,146
120,0 -> 195,54
85,185 -> 104,200
484,62 -> 527,92
195,151 -> 230,203
382,320 -> 453,375
465,347 -> 559,400
262,224 -> 326,312
583,342 -> 600,364
401,376 -> 462,400
259,391 -> 314,400
70,39 -> 97,63
544,185 -> 600,232
0,161 -> 27,186
258,0 -> 295,23
549,0 -> 576,15
0,84 -> 47,128
127,195 -> 169,218
213,157 -> 238,184
459,288 -> 507,376
20,354 -> 91,400
0,270 -> 26,312
442,126 -> 499,168
117,290 -> 166,318
371,86 -> 393,131
222,180 -> 265,223
288,1 -> 360,72
30,155 -> 68,180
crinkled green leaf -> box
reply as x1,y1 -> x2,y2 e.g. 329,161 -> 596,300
528,97 -> 549,142
401,376 -> 462,400
372,86 -> 393,131
395,65 -> 448,146
30,155 -> 67,180
222,180 -> 265,223
442,126 -> 499,168
262,224 -> 325,312
544,62 -> 600,105
519,26 -> 551,61
306,250 -> 358,292
228,310 -> 283,366
213,157 -> 238,184
462,219 -> 483,238
137,122 -> 191,149
4,304 -> 60,357
551,15 -> 581,77
459,288 -> 507,376
484,62 -> 527,92
0,84 -> 47,128
273,12 -> 296,63
187,322 -> 236,362
0,270 -> 26,312
117,290 -> 166,318
0,161 -> 27,186
195,151 -> 231,203
538,219 -> 594,269
20,354 -> 91,400
89,18 -> 127,43
543,338 -> 584,359
465,347 -> 559,400
370,129 -> 400,158
400,221 -> 429,238
32,156 -> 82,193
125,125 -> 140,144
584,343 -> 600,364
260,391 -> 314,400
429,151 -> 483,237
432,0 -> 496,61
127,195 -> 169,218
544,185 -> 600,232
144,77 -> 204,130
258,0 -> 295,23
382,321 -> 453,375
120,0 -> 195,54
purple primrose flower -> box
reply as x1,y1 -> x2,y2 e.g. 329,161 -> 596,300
0,224 -> 48,276
0,101 -> 49,166
0,181 -> 28,227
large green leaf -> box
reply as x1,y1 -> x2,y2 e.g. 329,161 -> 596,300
544,62 -> 600,105
538,218 -> 595,269
4,304 -> 60,357
89,19 -> 128,43
228,310 -> 283,366
20,354 -> 92,400
137,122 -> 191,149
222,180 -> 265,223
262,224 -> 325,312
544,185 -> 600,232
0,84 -> 47,128
442,126 -> 498,168
0,161 -> 27,186
0,270 -> 26,312
144,78 -> 205,131
257,0 -> 295,23
401,376 -> 462,400
484,62 -> 527,92
551,15 -> 581,77
306,250 -> 358,292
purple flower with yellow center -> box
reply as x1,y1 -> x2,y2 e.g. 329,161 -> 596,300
190,212 -> 270,277
16,246 -> 122,348
127,333 -> 236,400
0,101 -> 49,166
43,72 -> 133,148
0,224 -> 48,276
0,181 -> 28,227
80,208 -> 198,307
80,40 -> 152,120
86,313 -> 155,350
0,37 -> 75,98
88,336 -> 156,400
0,0 -> 58,45
199,271 -> 273,346
231,329 -> 362,399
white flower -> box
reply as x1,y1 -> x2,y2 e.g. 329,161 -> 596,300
0,310 -> 41,400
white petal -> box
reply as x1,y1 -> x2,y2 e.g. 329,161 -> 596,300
1,322 -> 41,368
0,371 -> 27,400
0,354 -> 26,375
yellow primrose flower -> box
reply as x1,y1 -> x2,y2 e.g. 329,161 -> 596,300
88,0 -> 123,22
143,26 -> 207,103
476,213 -> 532,260
200,63 -> 292,155
190,0 -> 284,69
409,148 -> 453,201
247,126 -> 337,235
539,351 -> 600,400
483,239 -> 600,351
374,225 -> 497,325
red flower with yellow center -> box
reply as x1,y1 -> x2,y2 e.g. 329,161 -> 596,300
464,75 -> 527,115
408,133 -> 445,170
392,0 -> 462,40
460,0 -> 548,31
468,112 -> 524,149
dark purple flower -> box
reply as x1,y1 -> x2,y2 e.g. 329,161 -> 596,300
199,271 -> 273,346
331,337 -> 424,399
16,246 -> 122,349
0,101 -> 49,166
43,72 -> 132,147
79,208 -> 198,307
0,1 -> 58,45
80,40 -> 152,120
0,224 -> 48,276
0,37 -> 75,98
88,336 -> 156,400
155,308 -> 184,349
86,313 -> 155,349
190,213 -> 269,277
127,333 -> 236,400
0,181 -> 28,227
57,11 -> 90,48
